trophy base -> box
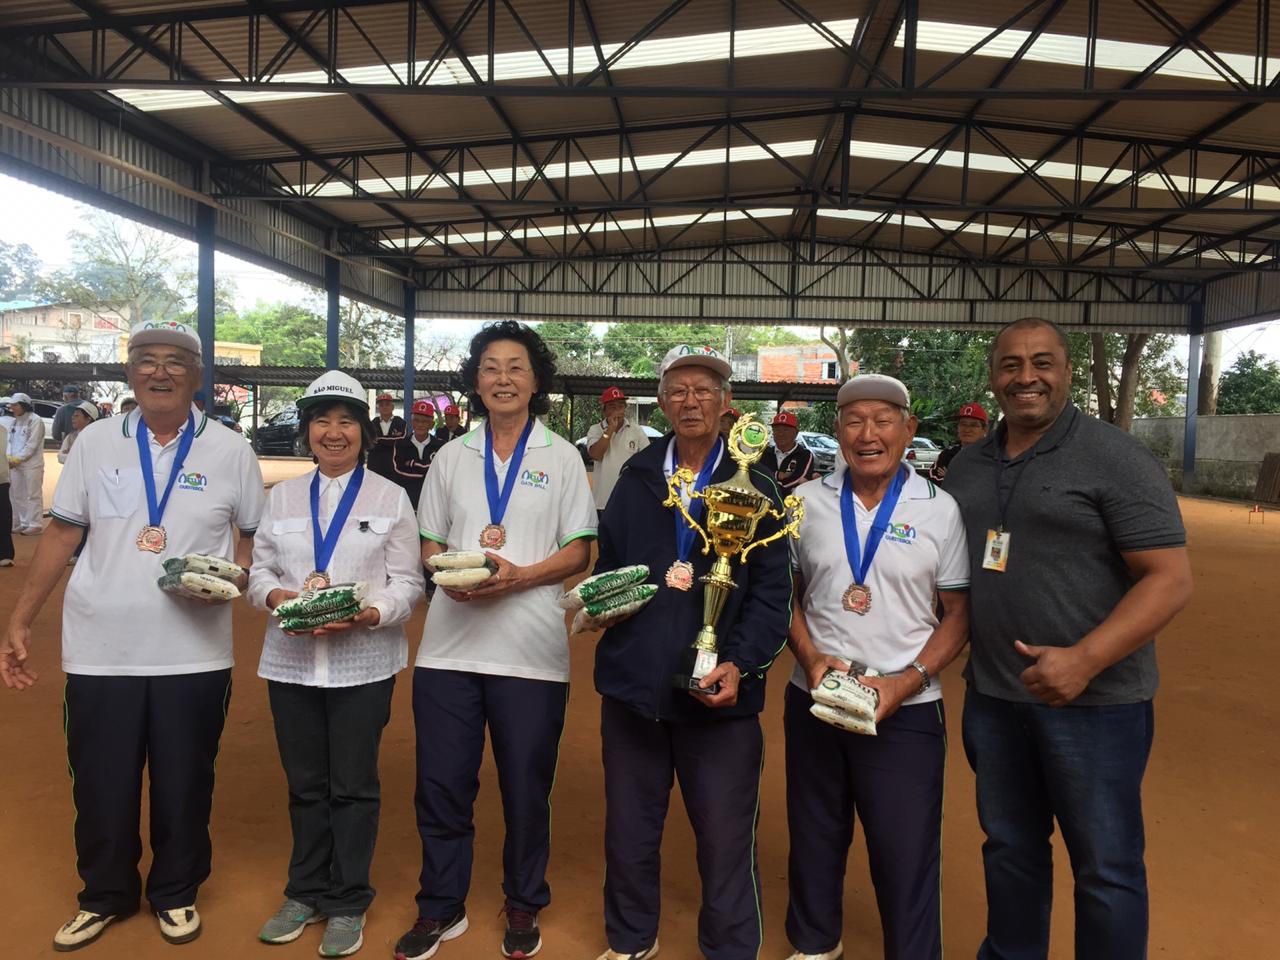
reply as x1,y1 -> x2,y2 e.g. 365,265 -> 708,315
673,646 -> 721,696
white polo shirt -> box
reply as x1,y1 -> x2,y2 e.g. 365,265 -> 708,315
789,463 -> 969,705
416,421 -> 597,682
51,407 -> 266,676
585,419 -> 650,510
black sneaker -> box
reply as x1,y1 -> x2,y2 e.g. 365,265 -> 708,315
393,909 -> 468,960
500,905 -> 541,959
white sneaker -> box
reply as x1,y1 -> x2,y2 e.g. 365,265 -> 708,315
596,943 -> 659,960
21,526 -> 42,535
53,910 -> 118,952
156,905 -> 201,944
0,558 -> 13,567
784,944 -> 843,960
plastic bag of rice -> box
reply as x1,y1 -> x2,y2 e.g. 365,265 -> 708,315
163,553 -> 242,581
273,582 -> 368,619
809,701 -> 877,736
570,583 -> 658,634
427,550 -> 492,571
279,602 -> 366,632
558,565 -> 649,610
157,571 -> 242,602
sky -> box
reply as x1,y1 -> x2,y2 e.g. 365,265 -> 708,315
3,171 -> 1279,372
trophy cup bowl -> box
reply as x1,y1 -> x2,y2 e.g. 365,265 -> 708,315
664,415 -> 805,695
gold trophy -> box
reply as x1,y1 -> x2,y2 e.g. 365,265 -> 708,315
662,414 -> 805,694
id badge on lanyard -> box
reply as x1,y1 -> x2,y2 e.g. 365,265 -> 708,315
986,443 -> 1037,573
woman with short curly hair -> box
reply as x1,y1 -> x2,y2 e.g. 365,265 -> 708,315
395,321 -> 597,960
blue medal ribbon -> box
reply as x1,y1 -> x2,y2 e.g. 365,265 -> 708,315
137,411 -> 197,528
671,438 -> 723,562
484,416 -> 535,527
839,463 -> 909,587
310,465 -> 365,575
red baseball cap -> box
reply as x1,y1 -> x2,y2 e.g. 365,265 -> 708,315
376,392 -> 394,403
956,402 -> 988,423
444,404 -> 461,417
772,411 -> 799,428
724,407 -> 741,420
600,386 -> 626,404
412,399 -> 435,417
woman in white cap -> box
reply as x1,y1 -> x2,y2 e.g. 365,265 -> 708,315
5,392 -> 46,535
248,370 -> 423,958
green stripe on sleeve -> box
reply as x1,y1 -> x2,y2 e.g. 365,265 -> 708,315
559,528 -> 598,548
421,530 -> 448,544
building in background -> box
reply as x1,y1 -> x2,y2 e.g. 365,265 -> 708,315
757,344 -> 853,383
0,300 -> 129,362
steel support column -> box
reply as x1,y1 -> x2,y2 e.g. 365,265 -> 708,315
403,282 -> 416,419
325,253 -> 340,369
196,203 -> 216,408
1182,304 -> 1205,493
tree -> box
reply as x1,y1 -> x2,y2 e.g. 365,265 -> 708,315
0,240 -> 41,299
38,211 -> 194,326
1071,333 -> 1184,427
533,320 -> 602,372
602,321 -> 726,375
1197,330 -> 1223,415
1217,350 -> 1280,414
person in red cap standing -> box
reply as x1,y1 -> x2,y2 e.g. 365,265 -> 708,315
392,399 -> 445,511
433,403 -> 467,445
586,386 -> 649,517
367,393 -> 406,481
760,410 -> 816,493
930,402 -> 989,483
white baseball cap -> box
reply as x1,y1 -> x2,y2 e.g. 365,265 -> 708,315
658,344 -> 733,381
128,320 -> 202,354
8,392 -> 33,407
836,374 -> 911,409
298,370 -> 368,413
76,400 -> 100,421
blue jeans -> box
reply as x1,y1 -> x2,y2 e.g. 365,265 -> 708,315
962,688 -> 1155,960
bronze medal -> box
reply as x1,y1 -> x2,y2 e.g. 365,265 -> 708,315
664,560 -> 695,591
136,524 -> 167,553
842,582 -> 872,615
479,522 -> 506,550
302,570 -> 331,591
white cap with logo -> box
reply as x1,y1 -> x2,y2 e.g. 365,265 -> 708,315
128,320 -> 202,355
298,370 -> 368,413
836,374 -> 911,409
658,344 -> 733,381
8,392 -> 33,407
76,400 -> 100,421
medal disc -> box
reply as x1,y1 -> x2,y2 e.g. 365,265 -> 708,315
842,582 -> 872,615
302,570 -> 331,591
136,524 -> 167,553
664,560 -> 695,591
479,522 -> 506,550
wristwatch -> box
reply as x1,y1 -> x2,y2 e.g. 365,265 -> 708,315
906,660 -> 930,692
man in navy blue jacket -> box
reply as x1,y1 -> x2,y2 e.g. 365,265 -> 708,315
591,344 -> 793,960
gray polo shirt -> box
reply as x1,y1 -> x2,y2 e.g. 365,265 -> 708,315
945,404 -> 1185,705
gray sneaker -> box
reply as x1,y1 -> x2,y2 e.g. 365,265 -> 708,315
319,914 -> 364,957
259,899 -> 321,944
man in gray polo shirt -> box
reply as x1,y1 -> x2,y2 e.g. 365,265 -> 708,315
945,317 -> 1192,960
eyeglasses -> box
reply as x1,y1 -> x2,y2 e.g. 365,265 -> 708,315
663,386 -> 722,404
131,358 -> 193,376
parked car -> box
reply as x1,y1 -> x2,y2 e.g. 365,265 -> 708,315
797,431 -> 839,475
906,436 -> 941,473
254,405 -> 307,456
30,398 -> 61,445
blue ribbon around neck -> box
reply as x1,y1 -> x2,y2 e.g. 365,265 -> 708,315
136,411 -> 196,528
484,416 -> 535,527
670,437 -> 723,562
839,463 -> 909,587
310,465 -> 365,575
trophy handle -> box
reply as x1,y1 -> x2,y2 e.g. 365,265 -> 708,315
738,496 -> 805,564
661,468 -> 714,556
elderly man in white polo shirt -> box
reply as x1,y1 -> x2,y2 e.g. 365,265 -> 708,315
6,391 -> 46,534
1,320 -> 265,953
782,374 -> 970,960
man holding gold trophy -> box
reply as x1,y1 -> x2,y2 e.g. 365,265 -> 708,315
591,344 -> 797,960
783,374 -> 970,960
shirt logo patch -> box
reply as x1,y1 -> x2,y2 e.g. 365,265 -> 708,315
520,469 -> 551,490
178,471 -> 208,492
883,522 -> 916,544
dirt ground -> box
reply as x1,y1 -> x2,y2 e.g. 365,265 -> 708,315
1,453 -> 1277,959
